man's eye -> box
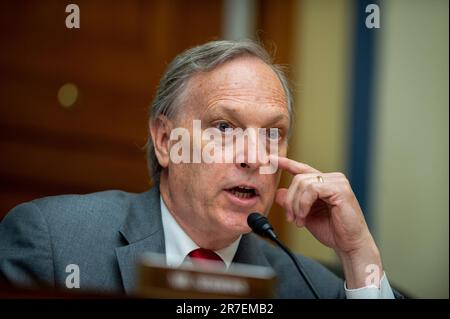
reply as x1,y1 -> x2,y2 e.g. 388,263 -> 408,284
267,128 -> 280,140
215,122 -> 232,132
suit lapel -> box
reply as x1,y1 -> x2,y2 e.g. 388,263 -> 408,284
115,186 -> 165,294
115,235 -> 164,294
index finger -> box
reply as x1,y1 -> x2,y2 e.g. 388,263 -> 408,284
269,155 -> 320,175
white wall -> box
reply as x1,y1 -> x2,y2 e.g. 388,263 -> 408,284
289,0 -> 353,264
372,0 -> 449,298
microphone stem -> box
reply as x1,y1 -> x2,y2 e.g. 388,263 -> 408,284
271,236 -> 321,299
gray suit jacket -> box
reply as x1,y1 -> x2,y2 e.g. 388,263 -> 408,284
0,186 -> 347,298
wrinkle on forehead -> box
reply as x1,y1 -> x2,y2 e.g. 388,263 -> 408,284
181,56 -> 288,116
206,87 -> 287,109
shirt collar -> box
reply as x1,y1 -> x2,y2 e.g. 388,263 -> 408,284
160,196 -> 241,269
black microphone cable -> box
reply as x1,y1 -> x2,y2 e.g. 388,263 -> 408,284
247,212 -> 321,299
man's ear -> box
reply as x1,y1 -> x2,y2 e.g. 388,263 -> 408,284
149,115 -> 172,169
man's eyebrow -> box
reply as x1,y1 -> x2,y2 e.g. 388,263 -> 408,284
266,113 -> 290,126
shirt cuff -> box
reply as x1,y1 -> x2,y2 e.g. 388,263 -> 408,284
344,272 -> 395,299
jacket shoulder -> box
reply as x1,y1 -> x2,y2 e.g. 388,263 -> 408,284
0,189 -> 155,290
28,190 -> 138,225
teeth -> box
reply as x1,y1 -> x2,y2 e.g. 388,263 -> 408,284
230,189 -> 253,199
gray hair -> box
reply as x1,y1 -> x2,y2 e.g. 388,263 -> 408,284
146,39 -> 294,181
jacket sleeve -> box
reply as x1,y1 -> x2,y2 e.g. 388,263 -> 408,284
0,202 -> 55,288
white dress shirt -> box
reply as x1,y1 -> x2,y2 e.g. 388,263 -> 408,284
159,196 -> 395,299
160,196 -> 241,268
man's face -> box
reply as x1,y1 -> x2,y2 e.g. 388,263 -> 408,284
159,56 -> 290,243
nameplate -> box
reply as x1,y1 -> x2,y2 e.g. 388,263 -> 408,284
136,253 -> 276,298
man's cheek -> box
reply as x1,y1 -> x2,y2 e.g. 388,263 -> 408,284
278,142 -> 288,157
265,175 -> 280,196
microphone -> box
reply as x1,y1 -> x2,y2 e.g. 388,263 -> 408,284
247,212 -> 321,299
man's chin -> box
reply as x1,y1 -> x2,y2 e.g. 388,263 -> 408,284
220,216 -> 253,236
215,206 -> 264,235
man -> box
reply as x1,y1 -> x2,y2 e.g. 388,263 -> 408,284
0,40 -> 401,298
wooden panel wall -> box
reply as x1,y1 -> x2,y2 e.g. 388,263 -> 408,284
0,0 -> 222,217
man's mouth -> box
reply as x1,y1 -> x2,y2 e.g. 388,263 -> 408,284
226,186 -> 258,199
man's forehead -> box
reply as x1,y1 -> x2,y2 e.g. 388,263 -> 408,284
198,56 -> 283,88
186,56 -> 288,109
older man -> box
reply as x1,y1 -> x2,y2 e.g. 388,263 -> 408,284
0,40 -> 400,298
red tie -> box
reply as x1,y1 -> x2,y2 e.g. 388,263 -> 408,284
188,248 -> 225,269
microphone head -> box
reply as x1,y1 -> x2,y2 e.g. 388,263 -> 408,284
247,212 -> 274,238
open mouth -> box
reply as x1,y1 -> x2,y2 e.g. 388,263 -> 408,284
226,186 -> 258,199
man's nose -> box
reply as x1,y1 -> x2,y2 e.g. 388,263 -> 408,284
235,150 -> 267,171
234,130 -> 270,170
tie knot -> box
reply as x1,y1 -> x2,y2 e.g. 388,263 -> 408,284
188,248 -> 225,269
